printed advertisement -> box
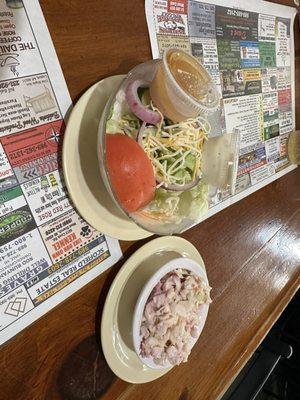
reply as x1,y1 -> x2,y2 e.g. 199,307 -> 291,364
220,69 -> 261,98
215,6 -> 258,41
1,121 -> 62,184
259,41 -> 276,68
279,111 -> 293,135
250,163 -> 276,185
167,1 -> 188,15
235,172 -> 251,194
217,39 -> 240,70
278,88 -> 292,113
39,209 -> 103,263
190,37 -> 221,95
157,34 -> 191,55
0,229 -> 51,299
190,37 -> 218,69
240,41 -> 260,68
0,0 -> 122,347
146,0 -> 296,216
279,133 -> 289,157
265,136 -> 281,163
224,94 -> 263,148
27,237 -> 110,306
275,17 -> 291,67
262,92 -> 279,139
277,67 -> 291,90
261,68 -> 277,93
188,1 -> 215,38
238,142 -> 266,175
258,14 -> 276,41
0,142 -> 13,184
0,3 -> 45,81
0,185 -> 26,216
0,73 -> 61,137
155,9 -> 188,35
21,170 -> 72,226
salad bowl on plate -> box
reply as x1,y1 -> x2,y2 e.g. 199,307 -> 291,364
98,49 -> 238,235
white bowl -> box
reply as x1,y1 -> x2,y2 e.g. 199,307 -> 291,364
132,257 -> 210,370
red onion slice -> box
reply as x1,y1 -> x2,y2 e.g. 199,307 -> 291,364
125,80 -> 161,125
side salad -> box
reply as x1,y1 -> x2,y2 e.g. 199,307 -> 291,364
105,79 -> 210,224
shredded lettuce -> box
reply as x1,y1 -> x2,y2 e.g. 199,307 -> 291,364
106,90 -> 140,137
106,118 -> 121,134
147,181 -> 208,222
179,181 -> 209,220
184,154 -> 196,172
112,89 -> 130,120
122,113 -> 141,130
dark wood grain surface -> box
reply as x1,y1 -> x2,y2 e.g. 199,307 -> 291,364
0,1 -> 300,400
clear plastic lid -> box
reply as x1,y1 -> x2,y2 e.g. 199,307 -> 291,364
201,130 -> 240,195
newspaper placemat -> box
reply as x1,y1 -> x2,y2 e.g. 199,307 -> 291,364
145,0 -> 297,217
0,0 -> 122,346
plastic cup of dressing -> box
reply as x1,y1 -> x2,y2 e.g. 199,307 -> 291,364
150,48 -> 219,122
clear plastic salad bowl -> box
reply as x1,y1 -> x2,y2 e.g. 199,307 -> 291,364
97,56 -> 238,235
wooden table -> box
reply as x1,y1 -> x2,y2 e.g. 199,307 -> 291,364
1,1 -> 300,399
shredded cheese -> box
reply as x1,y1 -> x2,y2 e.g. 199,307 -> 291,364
141,107 -> 211,187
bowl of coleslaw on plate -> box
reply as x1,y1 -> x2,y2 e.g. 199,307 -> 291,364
132,257 -> 211,369
97,49 -> 220,235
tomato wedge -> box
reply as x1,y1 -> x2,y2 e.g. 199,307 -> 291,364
105,134 -> 156,213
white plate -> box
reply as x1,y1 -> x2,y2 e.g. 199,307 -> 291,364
62,76 -> 153,241
101,236 -> 209,383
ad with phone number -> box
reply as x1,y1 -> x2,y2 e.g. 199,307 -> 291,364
0,0 -> 121,345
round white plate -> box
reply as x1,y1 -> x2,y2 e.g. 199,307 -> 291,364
62,76 -> 152,240
101,236 -> 209,383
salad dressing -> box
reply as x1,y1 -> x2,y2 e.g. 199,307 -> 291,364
150,49 -> 219,122
167,50 -> 211,102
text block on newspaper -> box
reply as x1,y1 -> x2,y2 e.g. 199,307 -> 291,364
0,0 -> 122,346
